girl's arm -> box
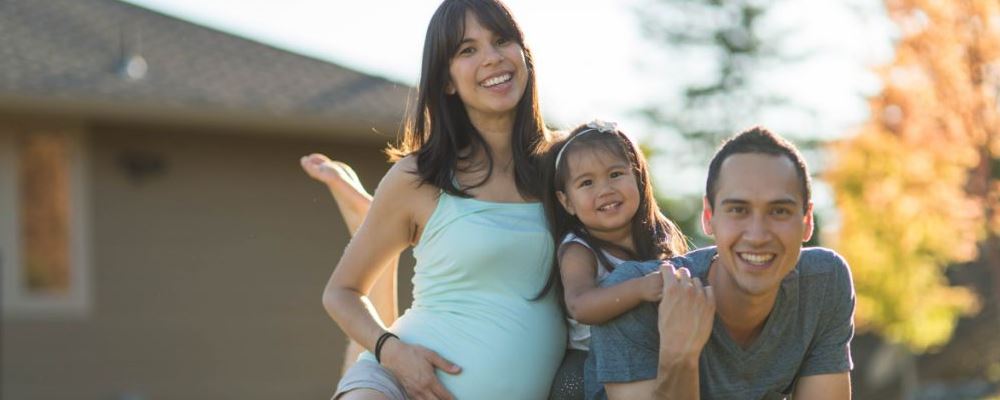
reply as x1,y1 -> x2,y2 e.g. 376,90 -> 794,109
560,243 -> 663,325
322,156 -> 458,400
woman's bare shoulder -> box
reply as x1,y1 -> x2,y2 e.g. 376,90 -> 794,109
379,155 -> 429,192
374,155 -> 439,213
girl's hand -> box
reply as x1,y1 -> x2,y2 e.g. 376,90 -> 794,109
640,268 -> 665,302
380,338 -> 461,400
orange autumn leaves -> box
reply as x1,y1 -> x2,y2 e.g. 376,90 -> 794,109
827,0 -> 1000,351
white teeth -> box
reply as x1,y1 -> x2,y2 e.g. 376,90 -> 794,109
482,73 -> 512,87
598,202 -> 620,211
740,253 -> 774,265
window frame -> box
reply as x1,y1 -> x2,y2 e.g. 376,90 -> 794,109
0,128 -> 92,319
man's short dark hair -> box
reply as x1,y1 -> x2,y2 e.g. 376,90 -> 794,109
705,127 -> 811,212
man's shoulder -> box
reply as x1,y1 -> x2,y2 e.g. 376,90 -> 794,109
795,247 -> 851,281
672,247 -> 716,279
601,246 -> 844,287
603,247 -> 716,285
792,247 -> 855,307
601,260 -> 660,286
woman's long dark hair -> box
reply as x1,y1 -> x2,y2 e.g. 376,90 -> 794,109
387,0 -> 550,200
538,123 -> 689,300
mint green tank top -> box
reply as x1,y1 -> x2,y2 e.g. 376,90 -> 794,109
361,192 -> 566,399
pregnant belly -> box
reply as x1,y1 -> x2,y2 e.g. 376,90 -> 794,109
391,308 -> 566,399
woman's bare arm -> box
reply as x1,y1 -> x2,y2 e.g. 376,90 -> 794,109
320,156 -> 459,399
300,155 -> 398,373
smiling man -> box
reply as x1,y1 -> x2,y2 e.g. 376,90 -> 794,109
586,127 -> 855,400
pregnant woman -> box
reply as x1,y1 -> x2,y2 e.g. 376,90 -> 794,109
314,1 -> 566,399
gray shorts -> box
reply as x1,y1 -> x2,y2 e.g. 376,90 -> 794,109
334,359 -> 407,400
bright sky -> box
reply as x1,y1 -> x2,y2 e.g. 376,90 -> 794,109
122,0 -> 895,198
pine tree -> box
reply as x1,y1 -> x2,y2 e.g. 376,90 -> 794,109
637,0 -> 805,246
637,0 -> 794,164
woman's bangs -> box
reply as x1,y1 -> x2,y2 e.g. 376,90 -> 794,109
469,1 -> 522,44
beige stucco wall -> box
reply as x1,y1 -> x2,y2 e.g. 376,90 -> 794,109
1,122 -> 414,399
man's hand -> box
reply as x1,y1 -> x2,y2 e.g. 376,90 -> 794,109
657,263 -> 715,359
650,262 -> 716,400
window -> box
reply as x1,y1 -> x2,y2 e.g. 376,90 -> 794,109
1,128 -> 91,318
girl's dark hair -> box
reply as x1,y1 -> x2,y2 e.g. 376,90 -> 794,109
539,122 -> 689,298
386,0 -> 550,200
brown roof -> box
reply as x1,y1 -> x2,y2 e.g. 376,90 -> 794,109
0,0 -> 411,140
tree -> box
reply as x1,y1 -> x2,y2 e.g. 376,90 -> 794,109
826,0 -> 999,352
636,0 -> 803,246
635,0 -> 816,164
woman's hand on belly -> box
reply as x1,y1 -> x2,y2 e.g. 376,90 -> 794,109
381,338 -> 462,400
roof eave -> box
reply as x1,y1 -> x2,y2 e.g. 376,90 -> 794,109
0,93 -> 402,145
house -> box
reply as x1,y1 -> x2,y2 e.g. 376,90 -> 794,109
0,0 -> 416,398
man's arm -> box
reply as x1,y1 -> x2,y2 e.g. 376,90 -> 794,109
602,264 -> 714,400
651,264 -> 714,399
604,357 -> 699,400
794,249 -> 856,399
605,380 -> 658,400
793,372 -> 851,399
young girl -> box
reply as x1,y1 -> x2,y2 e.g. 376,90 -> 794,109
543,120 -> 688,399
